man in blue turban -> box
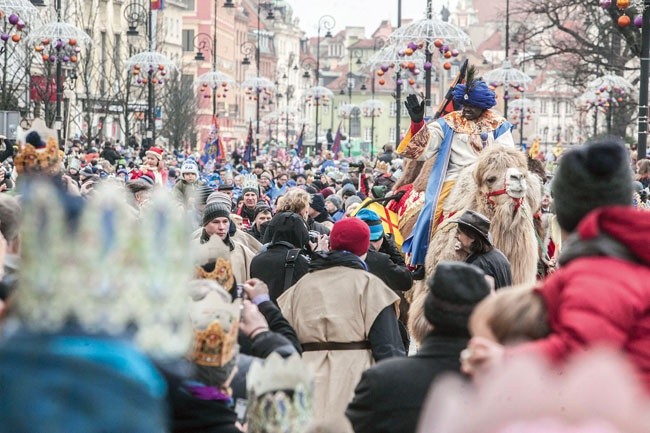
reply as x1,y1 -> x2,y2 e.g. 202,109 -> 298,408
396,66 -> 514,266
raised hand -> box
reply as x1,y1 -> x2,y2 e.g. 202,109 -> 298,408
404,94 -> 425,123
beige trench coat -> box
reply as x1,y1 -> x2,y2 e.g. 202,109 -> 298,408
278,266 -> 399,419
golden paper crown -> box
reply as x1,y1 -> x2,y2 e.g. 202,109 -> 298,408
195,236 -> 235,290
374,161 -> 390,174
14,119 -> 63,175
188,280 -> 241,367
15,181 -> 195,359
246,353 -> 314,433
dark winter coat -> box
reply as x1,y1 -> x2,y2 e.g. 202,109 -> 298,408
365,247 -> 413,292
171,388 -> 240,433
250,242 -> 310,304
466,247 -> 512,289
100,147 -> 121,165
346,333 -> 467,433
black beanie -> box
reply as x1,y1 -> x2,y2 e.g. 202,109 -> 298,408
551,139 -> 633,232
310,193 -> 327,214
202,203 -> 231,226
263,212 -> 310,249
253,201 -> 272,221
424,262 -> 490,337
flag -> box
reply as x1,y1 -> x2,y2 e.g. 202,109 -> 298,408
352,198 -> 403,248
528,138 -> 540,159
212,116 -> 226,161
150,0 -> 163,10
331,121 -> 342,157
200,116 -> 219,165
244,121 -> 254,164
295,124 -> 305,157
200,137 -> 218,165
397,59 -> 468,154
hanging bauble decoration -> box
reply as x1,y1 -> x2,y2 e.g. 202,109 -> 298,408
618,15 -> 631,27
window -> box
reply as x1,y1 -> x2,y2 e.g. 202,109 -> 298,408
184,0 -> 195,10
350,107 -> 361,137
539,100 -> 547,114
100,31 -> 107,94
390,102 -> 397,117
565,101 -> 573,115
364,127 -> 372,142
182,29 -> 195,52
114,33 -> 122,72
552,101 -> 560,116
389,127 -> 396,140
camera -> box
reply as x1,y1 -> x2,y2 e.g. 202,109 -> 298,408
308,230 -> 321,244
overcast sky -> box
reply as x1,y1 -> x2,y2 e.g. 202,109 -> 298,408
285,1 -> 435,37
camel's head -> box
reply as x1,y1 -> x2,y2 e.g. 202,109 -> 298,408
473,146 -> 531,211
505,167 -> 527,199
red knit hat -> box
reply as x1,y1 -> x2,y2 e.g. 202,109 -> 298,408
146,147 -> 164,161
329,217 -> 370,257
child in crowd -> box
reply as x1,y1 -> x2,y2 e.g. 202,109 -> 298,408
464,284 -> 551,373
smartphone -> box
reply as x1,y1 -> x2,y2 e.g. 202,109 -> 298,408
234,398 -> 248,424
235,283 -> 245,299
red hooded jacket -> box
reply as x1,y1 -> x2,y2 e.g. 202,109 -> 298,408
514,206 -> 650,391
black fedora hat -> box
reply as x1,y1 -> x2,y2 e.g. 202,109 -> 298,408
456,210 -> 492,245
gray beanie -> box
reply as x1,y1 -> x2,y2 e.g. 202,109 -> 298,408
206,191 -> 233,209
551,139 -> 633,232
345,195 -> 362,210
325,194 -> 343,210
340,183 -> 356,198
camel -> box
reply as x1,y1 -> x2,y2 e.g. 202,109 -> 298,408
403,146 -> 542,344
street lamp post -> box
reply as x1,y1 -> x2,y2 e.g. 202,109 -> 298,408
30,0 -> 89,143
347,47 -> 362,140
314,15 -> 335,151
396,0 -> 402,147
368,37 -> 386,158
504,0 -> 511,115
146,0 -> 155,146
194,1 -> 218,118
282,73 -> 293,147
637,0 -> 650,160
244,1 -> 277,154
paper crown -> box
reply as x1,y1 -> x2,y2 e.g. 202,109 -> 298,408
188,280 -> 241,367
195,236 -> 235,291
14,119 -> 63,175
242,173 -> 259,194
246,353 -> 314,433
374,161 -> 390,174
15,181 -> 195,359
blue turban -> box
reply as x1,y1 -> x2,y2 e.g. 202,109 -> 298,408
452,80 -> 497,110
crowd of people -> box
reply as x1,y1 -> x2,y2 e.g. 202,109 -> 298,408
0,73 -> 649,433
